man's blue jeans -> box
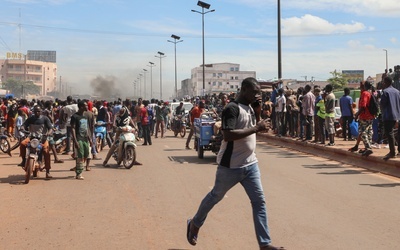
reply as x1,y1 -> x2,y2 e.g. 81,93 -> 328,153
192,162 -> 272,246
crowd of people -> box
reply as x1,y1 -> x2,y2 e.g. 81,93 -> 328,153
262,77 -> 400,160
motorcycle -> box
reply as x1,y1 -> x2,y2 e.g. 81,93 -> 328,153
94,121 -> 111,152
0,121 -> 11,155
24,132 -> 44,184
49,128 -> 68,153
171,115 -> 187,138
110,126 -> 137,169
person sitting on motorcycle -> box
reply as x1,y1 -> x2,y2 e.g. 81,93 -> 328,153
102,105 -> 142,167
18,105 -> 54,179
172,102 -> 185,130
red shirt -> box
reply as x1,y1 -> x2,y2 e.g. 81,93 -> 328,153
190,106 -> 204,123
140,107 -> 149,125
358,90 -> 374,120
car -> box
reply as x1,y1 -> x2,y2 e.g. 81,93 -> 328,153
169,102 -> 193,116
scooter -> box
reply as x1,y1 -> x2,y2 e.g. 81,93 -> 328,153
50,128 -> 68,153
111,126 -> 137,169
24,132 -> 44,184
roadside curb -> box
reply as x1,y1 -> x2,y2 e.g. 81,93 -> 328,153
258,133 -> 400,178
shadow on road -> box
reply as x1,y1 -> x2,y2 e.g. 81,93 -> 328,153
303,164 -> 342,169
317,169 -> 373,175
169,155 -> 217,165
0,174 -> 75,185
359,183 -> 400,188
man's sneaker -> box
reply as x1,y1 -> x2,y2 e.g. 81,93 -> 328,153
362,149 -> 373,157
383,153 -> 396,161
327,142 -> 335,146
371,143 -> 381,149
46,173 -> 53,179
76,175 -> 84,180
348,146 -> 358,152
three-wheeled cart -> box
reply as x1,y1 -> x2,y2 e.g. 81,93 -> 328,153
194,113 -> 222,158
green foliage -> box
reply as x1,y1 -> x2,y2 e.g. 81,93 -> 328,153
327,70 -> 347,91
3,78 -> 41,97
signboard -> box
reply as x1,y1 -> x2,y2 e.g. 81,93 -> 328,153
6,52 -> 24,60
342,70 -> 364,84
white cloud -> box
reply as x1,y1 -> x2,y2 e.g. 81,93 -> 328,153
390,38 -> 398,44
282,14 -> 366,36
231,0 -> 400,17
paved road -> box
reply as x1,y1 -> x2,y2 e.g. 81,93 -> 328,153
0,134 -> 399,250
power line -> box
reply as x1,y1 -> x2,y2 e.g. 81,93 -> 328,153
0,21 -> 398,39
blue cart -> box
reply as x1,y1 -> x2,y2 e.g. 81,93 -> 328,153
194,114 -> 222,158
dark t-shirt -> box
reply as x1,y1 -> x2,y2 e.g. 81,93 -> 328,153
70,112 -> 90,142
23,115 -> 53,135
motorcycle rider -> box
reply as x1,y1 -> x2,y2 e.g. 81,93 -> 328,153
18,105 -> 54,179
172,102 -> 185,131
102,102 -> 142,167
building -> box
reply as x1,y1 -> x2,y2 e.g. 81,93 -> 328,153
189,63 -> 256,97
0,51 -> 58,96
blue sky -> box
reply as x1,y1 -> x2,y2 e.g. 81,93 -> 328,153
0,0 -> 399,98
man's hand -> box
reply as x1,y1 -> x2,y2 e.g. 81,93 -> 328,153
255,119 -> 271,133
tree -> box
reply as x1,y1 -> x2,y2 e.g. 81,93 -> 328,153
3,78 -> 41,97
327,70 -> 347,91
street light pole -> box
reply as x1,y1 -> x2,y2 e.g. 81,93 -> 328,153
192,1 -> 215,97
277,0 -> 282,80
138,74 -> 143,98
383,49 -> 388,72
142,69 -> 148,99
148,62 -> 155,99
155,51 -> 166,100
168,34 -> 183,98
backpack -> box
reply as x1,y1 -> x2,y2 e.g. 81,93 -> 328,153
368,93 -> 379,116
147,107 -> 154,121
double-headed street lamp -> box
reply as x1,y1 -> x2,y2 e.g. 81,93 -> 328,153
192,1 -> 215,97
148,62 -> 155,99
168,34 -> 183,98
155,51 -> 166,99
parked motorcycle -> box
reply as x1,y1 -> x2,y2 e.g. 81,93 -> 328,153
110,126 -> 137,169
49,128 -> 68,153
171,115 -> 187,138
24,132 -> 44,184
0,118 -> 11,155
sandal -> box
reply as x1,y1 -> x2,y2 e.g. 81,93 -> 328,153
86,167 -> 91,171
186,219 -> 198,246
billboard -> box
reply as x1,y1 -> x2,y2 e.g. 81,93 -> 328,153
342,70 -> 364,84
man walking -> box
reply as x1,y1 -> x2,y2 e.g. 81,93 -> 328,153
186,77 -> 285,250
71,101 -> 93,180
380,77 -> 400,160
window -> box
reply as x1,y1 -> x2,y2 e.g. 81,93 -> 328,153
218,73 -> 222,77
235,76 -> 239,80
230,85 -> 235,89
230,67 -> 234,71
235,67 -> 239,71
213,73 -> 216,77
213,82 -> 216,86
218,82 -> 222,86
230,76 -> 234,80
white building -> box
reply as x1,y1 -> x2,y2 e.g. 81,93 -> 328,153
189,63 -> 256,97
